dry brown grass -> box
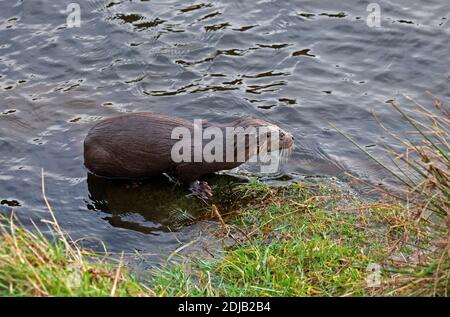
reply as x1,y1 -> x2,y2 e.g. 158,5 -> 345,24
334,94 -> 449,296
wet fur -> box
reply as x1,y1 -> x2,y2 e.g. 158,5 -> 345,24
84,112 -> 292,184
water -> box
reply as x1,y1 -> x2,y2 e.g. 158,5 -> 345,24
0,0 -> 449,263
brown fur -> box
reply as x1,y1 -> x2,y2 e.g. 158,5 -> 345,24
84,112 -> 293,184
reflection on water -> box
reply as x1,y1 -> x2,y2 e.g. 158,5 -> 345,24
0,0 -> 449,260
86,173 -> 247,235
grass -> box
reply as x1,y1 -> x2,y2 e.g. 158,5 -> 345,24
150,182 -> 384,296
150,180 -> 447,296
0,213 -> 154,296
150,96 -> 449,297
1,178 -> 446,296
0,96 -> 448,297
335,95 -> 450,295
0,170 -> 154,297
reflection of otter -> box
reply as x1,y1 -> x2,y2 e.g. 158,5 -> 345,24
84,112 -> 294,199
86,173 -> 242,235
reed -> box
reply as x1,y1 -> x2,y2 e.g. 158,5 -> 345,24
333,95 -> 449,295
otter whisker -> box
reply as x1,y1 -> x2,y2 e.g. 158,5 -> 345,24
280,146 -> 293,164
283,148 -> 289,164
279,148 -> 285,164
284,149 -> 290,163
286,147 -> 291,160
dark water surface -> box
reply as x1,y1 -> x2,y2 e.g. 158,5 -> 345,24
0,0 -> 449,262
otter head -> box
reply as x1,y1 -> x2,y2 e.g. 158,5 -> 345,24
231,117 -> 295,159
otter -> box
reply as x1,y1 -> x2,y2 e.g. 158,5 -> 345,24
84,112 -> 294,199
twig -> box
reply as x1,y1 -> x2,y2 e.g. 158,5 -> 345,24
211,204 -> 228,233
111,252 -> 124,297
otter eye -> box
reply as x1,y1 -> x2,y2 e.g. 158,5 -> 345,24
280,132 -> 285,138
266,132 -> 271,139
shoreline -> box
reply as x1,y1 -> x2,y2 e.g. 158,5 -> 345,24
1,178 -> 447,296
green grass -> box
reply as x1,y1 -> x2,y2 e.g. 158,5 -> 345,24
150,180 -> 447,296
151,182 -> 449,296
0,179 -> 447,296
0,214 -> 153,297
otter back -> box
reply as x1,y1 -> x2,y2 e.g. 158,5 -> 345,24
83,112 -> 192,179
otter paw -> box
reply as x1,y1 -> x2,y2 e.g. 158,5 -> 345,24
188,181 -> 213,200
